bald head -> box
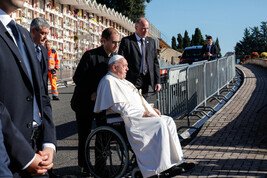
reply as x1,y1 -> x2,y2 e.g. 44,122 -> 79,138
101,28 -> 119,41
135,17 -> 149,38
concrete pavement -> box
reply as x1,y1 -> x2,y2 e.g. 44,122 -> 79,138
181,64 -> 267,177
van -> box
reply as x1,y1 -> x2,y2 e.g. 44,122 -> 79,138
179,46 -> 203,64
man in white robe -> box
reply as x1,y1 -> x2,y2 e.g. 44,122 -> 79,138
94,55 -> 195,177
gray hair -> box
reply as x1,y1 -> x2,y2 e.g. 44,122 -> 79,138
30,17 -> 50,31
108,59 -> 121,71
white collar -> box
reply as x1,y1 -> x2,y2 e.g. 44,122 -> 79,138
0,9 -> 13,28
108,71 -> 121,80
135,33 -> 145,42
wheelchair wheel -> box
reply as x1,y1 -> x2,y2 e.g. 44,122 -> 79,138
85,126 -> 129,178
131,167 -> 143,178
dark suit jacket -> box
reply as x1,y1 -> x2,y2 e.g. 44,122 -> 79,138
71,46 -> 112,113
118,34 -> 160,89
0,103 -> 13,177
0,102 -> 33,177
39,44 -> 49,95
0,21 -> 56,172
201,44 -> 218,60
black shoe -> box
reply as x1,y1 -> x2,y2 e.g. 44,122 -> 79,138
81,167 -> 90,176
48,169 -> 59,178
162,166 -> 185,177
177,162 -> 195,172
52,96 -> 59,100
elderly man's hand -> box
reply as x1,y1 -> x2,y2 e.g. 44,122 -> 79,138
142,111 -> 157,117
153,108 -> 161,116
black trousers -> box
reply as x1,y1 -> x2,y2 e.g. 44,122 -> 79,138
135,73 -> 151,98
75,110 -> 94,168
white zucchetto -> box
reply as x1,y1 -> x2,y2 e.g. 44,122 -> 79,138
108,55 -> 124,64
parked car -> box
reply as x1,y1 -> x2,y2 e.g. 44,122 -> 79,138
179,46 -> 204,64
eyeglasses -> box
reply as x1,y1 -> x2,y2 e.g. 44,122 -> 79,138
111,41 -> 120,44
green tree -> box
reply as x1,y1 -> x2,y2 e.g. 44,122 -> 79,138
177,33 -> 183,52
250,26 -> 261,53
235,28 -> 253,58
235,22 -> 267,58
191,28 -> 204,46
171,36 -> 178,50
260,21 -> 267,52
96,0 -> 151,21
183,30 -> 191,49
215,38 -> 221,57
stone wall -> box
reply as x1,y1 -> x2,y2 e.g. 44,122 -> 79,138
243,58 -> 267,68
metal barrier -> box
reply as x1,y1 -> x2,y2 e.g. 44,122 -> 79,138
57,59 -> 77,82
157,55 -> 236,119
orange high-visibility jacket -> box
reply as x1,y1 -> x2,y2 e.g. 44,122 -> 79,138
48,49 -> 60,70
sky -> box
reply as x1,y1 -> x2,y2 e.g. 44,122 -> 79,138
145,0 -> 267,56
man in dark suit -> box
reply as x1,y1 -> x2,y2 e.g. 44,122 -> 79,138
0,102 -> 12,177
118,17 -> 161,97
30,17 -> 49,95
71,28 -> 120,174
201,35 -> 218,61
30,18 -> 59,178
0,1 -> 56,177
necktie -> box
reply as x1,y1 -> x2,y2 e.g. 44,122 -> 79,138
141,38 -> 147,75
36,45 -> 42,62
8,20 -> 42,125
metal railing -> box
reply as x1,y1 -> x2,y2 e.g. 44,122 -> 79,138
57,59 -> 78,82
157,55 -> 236,118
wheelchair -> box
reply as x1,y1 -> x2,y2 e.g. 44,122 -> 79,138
84,113 -> 142,178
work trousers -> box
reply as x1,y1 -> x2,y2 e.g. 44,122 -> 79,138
48,70 -> 58,97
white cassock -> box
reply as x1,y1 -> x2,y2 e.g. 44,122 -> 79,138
94,72 -> 184,178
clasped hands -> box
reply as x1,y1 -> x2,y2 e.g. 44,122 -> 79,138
203,52 -> 212,57
143,108 -> 161,117
26,147 -> 54,176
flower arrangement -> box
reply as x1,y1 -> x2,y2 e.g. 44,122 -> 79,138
245,55 -> 251,59
74,35 -> 78,42
46,0 -> 52,8
251,52 -> 259,58
260,52 -> 267,59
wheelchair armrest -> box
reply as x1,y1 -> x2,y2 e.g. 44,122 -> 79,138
106,113 -> 121,118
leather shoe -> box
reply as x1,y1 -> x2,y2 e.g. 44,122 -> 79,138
53,96 -> 59,100
162,166 -> 184,177
48,169 -> 59,178
81,167 -> 90,176
177,162 -> 195,172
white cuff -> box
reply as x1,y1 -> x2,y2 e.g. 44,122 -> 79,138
42,143 -> 56,152
22,154 -> 36,170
